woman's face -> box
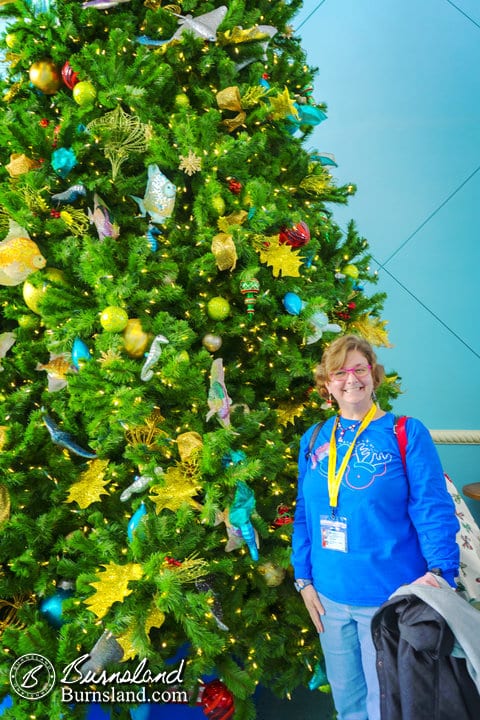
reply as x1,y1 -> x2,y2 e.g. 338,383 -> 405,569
325,349 -> 374,411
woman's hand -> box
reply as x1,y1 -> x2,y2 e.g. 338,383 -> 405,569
300,585 -> 325,632
412,571 -> 441,588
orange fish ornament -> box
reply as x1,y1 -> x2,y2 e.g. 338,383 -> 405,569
36,353 -> 76,392
0,221 -> 46,286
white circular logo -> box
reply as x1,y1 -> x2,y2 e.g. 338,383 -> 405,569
9,653 -> 56,700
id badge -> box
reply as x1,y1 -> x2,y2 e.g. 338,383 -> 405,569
320,515 -> 348,552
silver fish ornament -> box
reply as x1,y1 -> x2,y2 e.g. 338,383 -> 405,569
88,193 -> 120,241
82,0 -> 130,8
51,184 -> 86,204
140,334 -> 169,381
131,165 -> 176,225
0,331 -> 15,371
120,467 -> 163,502
136,6 -> 227,47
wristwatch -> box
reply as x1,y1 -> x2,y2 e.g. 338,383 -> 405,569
428,568 -> 443,577
294,579 -> 313,592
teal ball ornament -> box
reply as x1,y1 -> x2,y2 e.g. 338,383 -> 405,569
72,337 -> 91,369
39,585 -> 74,628
283,292 -> 303,315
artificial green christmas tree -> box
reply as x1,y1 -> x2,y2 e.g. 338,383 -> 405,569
0,1 -> 397,718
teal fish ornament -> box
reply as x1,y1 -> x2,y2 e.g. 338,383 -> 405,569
131,165 -> 176,225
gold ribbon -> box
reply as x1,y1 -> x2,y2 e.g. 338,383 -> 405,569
216,87 -> 246,132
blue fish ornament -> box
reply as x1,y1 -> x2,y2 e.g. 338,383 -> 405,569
43,413 -> 97,458
51,184 -> 86,204
131,165 -> 176,225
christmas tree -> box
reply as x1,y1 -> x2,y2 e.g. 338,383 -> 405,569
0,1 -> 397,718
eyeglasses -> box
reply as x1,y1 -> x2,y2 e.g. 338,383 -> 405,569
330,364 -> 371,381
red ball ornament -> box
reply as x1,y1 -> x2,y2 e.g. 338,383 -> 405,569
39,118 -> 49,128
273,504 -> 293,527
227,177 -> 242,195
200,680 -> 234,720
61,61 -> 80,90
279,221 -> 310,248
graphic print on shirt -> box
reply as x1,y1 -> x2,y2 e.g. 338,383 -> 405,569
312,437 -> 394,490
310,442 -> 329,469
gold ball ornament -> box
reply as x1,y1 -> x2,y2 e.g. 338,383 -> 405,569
202,333 -> 222,352
122,319 -> 151,358
72,81 -> 97,107
100,306 -> 129,332
211,195 -> 226,216
207,297 -> 230,321
22,267 -> 67,315
29,60 -> 62,95
343,264 -> 359,279
258,562 -> 286,587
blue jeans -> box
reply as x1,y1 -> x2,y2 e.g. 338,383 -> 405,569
318,593 -> 380,720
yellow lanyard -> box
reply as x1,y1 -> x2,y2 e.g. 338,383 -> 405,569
327,403 -> 377,512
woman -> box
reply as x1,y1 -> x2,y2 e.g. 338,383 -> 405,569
291,334 -> 459,720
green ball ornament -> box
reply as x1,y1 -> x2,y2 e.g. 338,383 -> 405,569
100,306 -> 129,332
175,93 -> 190,108
17,314 -> 40,330
72,81 -> 96,106
343,264 -> 359,279
211,195 -> 226,216
207,297 -> 230,321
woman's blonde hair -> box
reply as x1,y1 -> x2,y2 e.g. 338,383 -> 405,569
314,334 -> 385,400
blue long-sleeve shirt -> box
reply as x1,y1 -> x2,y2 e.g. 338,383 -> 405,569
291,412 -> 459,605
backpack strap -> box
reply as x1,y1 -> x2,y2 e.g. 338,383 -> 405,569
305,421 -> 325,460
394,415 -> 409,471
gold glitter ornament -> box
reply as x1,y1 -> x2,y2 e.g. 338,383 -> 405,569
176,431 -> 203,462
0,485 -> 10,525
115,602 -> 166,661
276,402 -> 305,426
87,106 -> 150,182
0,596 -> 31,633
5,153 -> 41,178
178,149 -> 202,176
0,426 -> 8,450
59,207 -> 90,237
255,235 -> 302,278
268,87 -> 298,121
298,174 -> 330,196
350,315 -> 392,348
149,465 -> 202,514
85,562 -> 143,619
124,410 -> 166,450
66,459 -> 110,509
211,233 -> 237,271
